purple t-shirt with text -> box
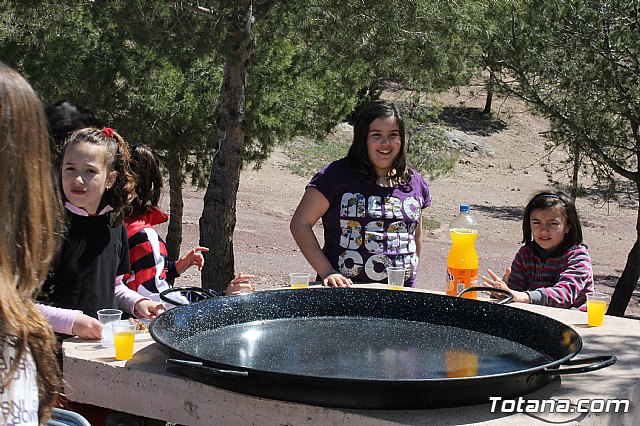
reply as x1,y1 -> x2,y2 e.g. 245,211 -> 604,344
308,158 -> 431,286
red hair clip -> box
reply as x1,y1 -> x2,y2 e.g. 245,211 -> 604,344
102,128 -> 115,138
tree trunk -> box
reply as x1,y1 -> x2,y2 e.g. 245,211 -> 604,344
199,2 -> 253,292
607,200 -> 640,316
483,71 -> 495,115
166,144 -> 183,262
570,144 -> 580,199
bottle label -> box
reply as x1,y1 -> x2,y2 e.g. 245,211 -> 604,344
446,267 -> 478,299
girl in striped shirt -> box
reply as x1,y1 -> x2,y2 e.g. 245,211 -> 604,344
482,191 -> 593,310
124,144 -> 254,304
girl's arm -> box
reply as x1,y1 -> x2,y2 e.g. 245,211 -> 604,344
481,267 -> 531,303
36,304 -> 82,335
115,275 -> 150,313
115,277 -> 166,318
290,187 -> 352,288
530,246 -> 593,309
115,275 -> 145,314
36,304 -> 102,339
415,212 -> 423,265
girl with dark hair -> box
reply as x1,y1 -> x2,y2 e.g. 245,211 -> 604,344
38,128 -> 165,340
347,100 -> 411,186
482,190 -> 594,309
0,61 -> 62,425
125,144 -> 254,302
290,100 -> 431,288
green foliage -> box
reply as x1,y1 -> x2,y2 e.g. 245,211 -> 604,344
2,0 -> 506,291
244,2 -> 370,165
1,0 -> 488,183
0,1 -> 225,187
100,2 -> 225,184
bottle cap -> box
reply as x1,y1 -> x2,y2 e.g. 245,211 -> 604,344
459,204 -> 470,212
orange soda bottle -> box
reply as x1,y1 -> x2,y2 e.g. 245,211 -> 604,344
446,204 -> 478,299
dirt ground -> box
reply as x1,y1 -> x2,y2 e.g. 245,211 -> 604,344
164,88 -> 640,319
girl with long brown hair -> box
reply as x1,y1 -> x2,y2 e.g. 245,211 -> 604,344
0,61 -> 62,424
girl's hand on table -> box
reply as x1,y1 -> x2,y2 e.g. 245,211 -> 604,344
72,313 -> 102,340
224,272 -> 256,295
481,267 -> 531,303
323,272 -> 353,288
134,300 -> 166,319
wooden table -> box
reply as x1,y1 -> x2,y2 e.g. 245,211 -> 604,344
63,289 -> 639,425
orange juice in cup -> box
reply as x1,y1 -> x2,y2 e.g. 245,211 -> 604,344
112,320 -> 137,360
586,292 -> 609,327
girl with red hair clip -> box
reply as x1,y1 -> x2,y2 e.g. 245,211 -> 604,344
38,128 -> 165,341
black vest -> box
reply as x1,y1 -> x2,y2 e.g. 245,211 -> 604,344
40,211 -> 130,319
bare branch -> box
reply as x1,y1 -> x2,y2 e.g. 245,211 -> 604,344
170,0 -> 219,18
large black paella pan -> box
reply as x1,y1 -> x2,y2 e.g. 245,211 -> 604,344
150,287 -> 614,409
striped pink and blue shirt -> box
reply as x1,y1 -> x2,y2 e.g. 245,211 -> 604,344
508,242 -> 593,310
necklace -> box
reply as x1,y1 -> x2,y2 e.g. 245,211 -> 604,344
376,168 -> 398,187
376,175 -> 399,187
376,176 -> 390,187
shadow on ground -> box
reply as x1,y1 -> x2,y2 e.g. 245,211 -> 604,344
437,106 -> 508,136
472,204 -> 523,222
575,183 -> 638,211
594,274 -> 620,290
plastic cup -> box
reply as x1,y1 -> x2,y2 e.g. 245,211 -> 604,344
386,266 -> 406,290
97,309 -> 122,347
289,273 -> 310,289
586,292 -> 609,327
112,320 -> 137,360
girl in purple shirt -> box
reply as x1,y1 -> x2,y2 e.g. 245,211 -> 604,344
482,191 -> 594,309
290,100 -> 431,288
